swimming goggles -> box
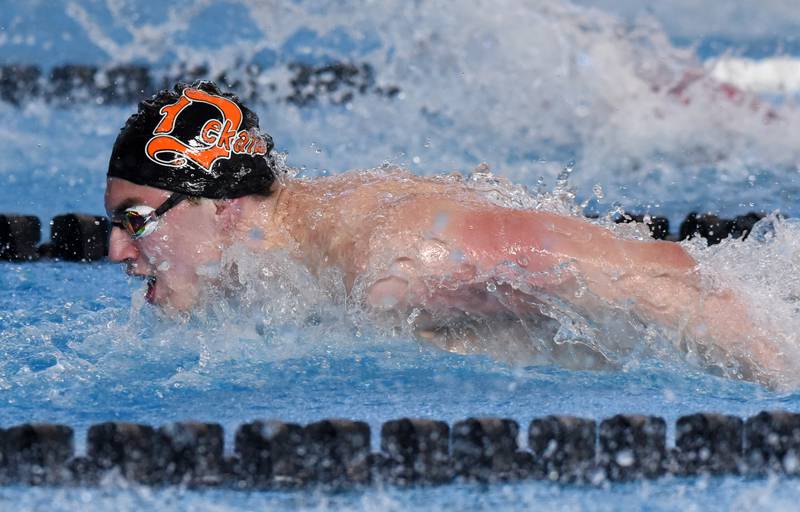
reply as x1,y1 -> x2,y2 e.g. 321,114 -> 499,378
111,192 -> 188,240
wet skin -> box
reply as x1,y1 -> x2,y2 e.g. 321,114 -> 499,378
106,169 -> 791,388
104,178 -> 252,311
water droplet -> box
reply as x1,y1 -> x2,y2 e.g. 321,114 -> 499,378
615,449 -> 634,467
535,176 -> 547,194
785,453 -> 799,472
610,201 -> 625,218
486,282 -> 497,292
556,160 -> 574,188
592,183 -> 604,199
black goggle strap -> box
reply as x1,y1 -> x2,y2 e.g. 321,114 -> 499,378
154,192 -> 188,217
110,192 -> 188,235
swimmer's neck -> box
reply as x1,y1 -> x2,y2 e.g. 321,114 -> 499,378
230,178 -> 316,258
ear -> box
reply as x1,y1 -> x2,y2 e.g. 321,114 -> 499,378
214,198 -> 245,229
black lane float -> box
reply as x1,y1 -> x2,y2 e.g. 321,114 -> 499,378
1,411 -> 800,488
0,211 -> 771,263
0,213 -> 109,262
0,214 -> 40,261
0,62 -> 399,108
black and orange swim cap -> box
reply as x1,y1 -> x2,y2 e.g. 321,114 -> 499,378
108,81 -> 277,199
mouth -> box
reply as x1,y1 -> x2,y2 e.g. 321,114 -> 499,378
145,276 -> 158,304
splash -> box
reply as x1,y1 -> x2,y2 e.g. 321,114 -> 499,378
4,0 -> 800,219
86,165 -> 795,389
3,0 -> 800,392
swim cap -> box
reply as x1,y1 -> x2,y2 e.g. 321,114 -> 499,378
108,81 -> 276,199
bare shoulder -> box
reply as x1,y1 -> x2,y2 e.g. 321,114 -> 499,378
292,169 -> 469,279
310,168 -> 472,228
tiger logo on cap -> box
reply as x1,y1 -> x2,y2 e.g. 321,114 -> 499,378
145,87 -> 268,172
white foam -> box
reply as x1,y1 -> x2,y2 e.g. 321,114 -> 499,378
5,0 -> 800,214
707,57 -> 800,93
4,0 -> 800,389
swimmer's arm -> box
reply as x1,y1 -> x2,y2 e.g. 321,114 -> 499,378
624,267 -> 794,388
366,203 -> 791,387
480,210 -> 793,388
486,209 -> 791,387
363,201 -> 664,314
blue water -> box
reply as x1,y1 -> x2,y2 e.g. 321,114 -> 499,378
3,475 -> 800,511
2,263 -> 787,438
4,0 -> 800,510
4,261 -> 800,510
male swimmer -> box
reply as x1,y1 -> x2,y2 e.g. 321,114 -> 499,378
105,81 -> 793,388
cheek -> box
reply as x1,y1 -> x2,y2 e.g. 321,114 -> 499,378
179,228 -> 221,264
154,226 -> 222,271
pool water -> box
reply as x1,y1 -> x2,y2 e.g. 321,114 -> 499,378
3,261 -> 800,509
4,0 -> 800,510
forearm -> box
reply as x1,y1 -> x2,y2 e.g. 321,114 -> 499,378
552,231 -> 794,387
572,240 -> 792,387
666,283 -> 792,387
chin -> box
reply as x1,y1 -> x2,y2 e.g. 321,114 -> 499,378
150,278 -> 200,312
163,293 -> 199,312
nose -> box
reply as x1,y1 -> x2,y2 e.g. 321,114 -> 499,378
107,227 -> 139,263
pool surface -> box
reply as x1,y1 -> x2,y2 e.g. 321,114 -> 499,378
4,0 -> 800,509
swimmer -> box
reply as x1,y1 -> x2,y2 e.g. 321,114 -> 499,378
105,81 -> 793,388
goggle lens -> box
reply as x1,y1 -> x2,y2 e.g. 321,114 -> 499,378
124,210 -> 149,237
119,205 -> 157,239
110,193 -> 186,240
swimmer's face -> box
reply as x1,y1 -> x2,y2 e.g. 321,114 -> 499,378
105,178 -> 225,311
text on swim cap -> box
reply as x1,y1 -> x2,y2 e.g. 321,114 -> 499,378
145,88 -> 268,172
